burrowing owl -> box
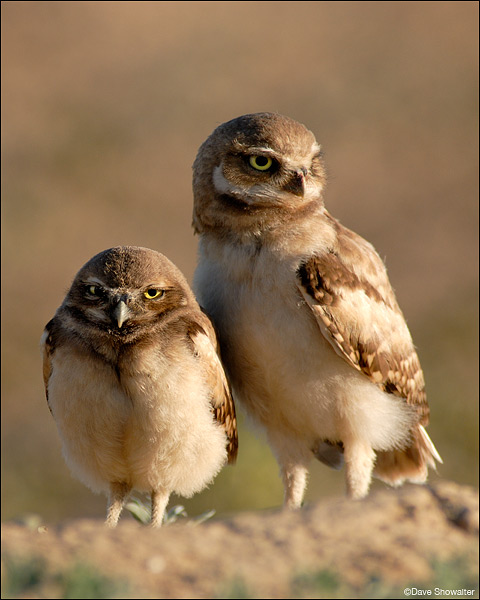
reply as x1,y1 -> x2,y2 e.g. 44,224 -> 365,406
42,246 -> 237,526
191,112 -> 441,507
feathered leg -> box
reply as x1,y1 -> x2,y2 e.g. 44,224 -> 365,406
150,489 -> 170,527
268,430 -> 311,509
343,438 -> 375,500
106,481 -> 132,528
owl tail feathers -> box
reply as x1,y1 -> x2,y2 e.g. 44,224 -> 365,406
373,425 -> 443,486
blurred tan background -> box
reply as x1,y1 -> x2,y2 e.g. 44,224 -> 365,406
1,1 -> 478,523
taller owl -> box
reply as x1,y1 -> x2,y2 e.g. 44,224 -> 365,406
192,112 -> 441,507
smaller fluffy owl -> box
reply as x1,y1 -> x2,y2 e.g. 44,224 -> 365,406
42,246 -> 237,527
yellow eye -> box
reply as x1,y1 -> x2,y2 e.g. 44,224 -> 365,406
85,284 -> 105,300
249,155 -> 273,171
144,289 -> 163,300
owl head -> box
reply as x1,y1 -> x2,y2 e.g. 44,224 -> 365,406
60,246 -> 198,347
192,113 -> 326,237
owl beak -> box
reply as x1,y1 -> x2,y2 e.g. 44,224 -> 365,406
284,168 -> 308,197
112,300 -> 132,328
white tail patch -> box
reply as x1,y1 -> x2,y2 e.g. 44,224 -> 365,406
419,424 -> 443,466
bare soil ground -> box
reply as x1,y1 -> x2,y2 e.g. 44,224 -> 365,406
1,480 -> 478,599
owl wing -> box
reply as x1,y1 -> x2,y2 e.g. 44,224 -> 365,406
40,319 -> 56,414
187,315 -> 238,464
296,215 -> 430,424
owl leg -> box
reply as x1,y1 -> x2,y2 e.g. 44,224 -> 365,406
281,462 -> 309,509
343,438 -> 375,499
150,489 -> 170,527
105,481 -> 132,528
267,430 -> 310,509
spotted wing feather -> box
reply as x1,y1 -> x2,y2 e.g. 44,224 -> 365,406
296,215 -> 429,424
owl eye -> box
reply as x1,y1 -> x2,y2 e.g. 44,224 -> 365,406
86,285 -> 100,297
249,155 -> 273,171
144,288 -> 164,300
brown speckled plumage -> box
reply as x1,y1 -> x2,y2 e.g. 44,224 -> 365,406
192,112 -> 441,505
42,246 -> 237,527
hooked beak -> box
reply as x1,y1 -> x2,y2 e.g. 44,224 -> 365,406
112,300 -> 132,328
283,168 -> 308,197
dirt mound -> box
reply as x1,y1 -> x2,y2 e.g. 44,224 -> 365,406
1,481 -> 478,599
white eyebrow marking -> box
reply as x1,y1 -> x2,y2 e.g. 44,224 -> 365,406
247,146 -> 276,155
84,277 -> 107,287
